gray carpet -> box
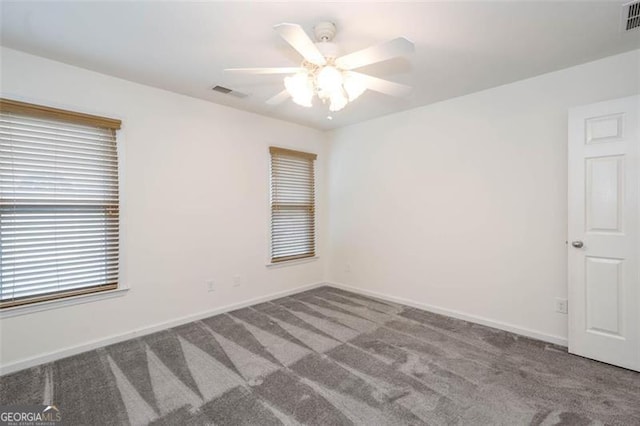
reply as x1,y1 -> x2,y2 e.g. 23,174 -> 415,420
1,286 -> 639,425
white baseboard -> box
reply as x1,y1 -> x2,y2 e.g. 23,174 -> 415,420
0,281 -> 325,376
325,281 -> 568,347
1,280 -> 569,375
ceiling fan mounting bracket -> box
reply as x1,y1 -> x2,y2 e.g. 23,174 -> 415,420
313,22 -> 337,42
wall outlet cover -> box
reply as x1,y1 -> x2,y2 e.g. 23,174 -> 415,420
555,298 -> 568,314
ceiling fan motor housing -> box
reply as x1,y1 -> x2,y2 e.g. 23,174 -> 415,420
314,21 -> 337,41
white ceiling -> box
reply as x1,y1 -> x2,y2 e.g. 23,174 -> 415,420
1,1 -> 639,130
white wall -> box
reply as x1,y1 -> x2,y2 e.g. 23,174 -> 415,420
0,47 -> 328,369
2,46 -> 639,371
327,50 -> 640,345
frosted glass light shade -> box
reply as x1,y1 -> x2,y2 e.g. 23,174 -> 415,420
284,72 -> 313,107
316,66 -> 343,93
343,74 -> 367,101
329,91 -> 348,112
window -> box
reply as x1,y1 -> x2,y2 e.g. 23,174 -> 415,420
269,147 -> 317,263
0,99 -> 122,309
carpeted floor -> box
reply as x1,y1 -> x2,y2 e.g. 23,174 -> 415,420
1,286 -> 639,425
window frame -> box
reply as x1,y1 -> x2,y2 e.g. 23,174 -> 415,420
0,98 -> 126,315
267,146 -> 318,266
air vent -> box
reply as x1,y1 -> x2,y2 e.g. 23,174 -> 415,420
212,85 -> 248,98
623,0 -> 640,31
212,85 -> 232,94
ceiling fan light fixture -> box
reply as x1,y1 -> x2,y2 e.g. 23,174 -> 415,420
329,90 -> 348,112
316,88 -> 331,101
316,65 -> 343,93
284,72 -> 313,107
343,74 -> 367,101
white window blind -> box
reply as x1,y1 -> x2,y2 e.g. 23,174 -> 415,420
0,100 -> 121,309
269,147 -> 317,263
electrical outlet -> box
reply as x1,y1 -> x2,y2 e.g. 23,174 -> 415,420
233,275 -> 241,287
207,280 -> 215,292
555,298 -> 568,314
345,263 -> 351,273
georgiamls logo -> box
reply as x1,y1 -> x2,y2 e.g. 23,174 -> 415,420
0,404 -> 62,425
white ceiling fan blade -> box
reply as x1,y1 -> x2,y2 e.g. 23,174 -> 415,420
266,90 -> 290,105
273,23 -> 326,66
225,67 -> 302,75
336,37 -> 415,70
346,72 -> 412,97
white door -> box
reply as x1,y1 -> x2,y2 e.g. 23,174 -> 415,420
568,95 -> 639,371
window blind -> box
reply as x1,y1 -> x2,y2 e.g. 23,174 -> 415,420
0,100 -> 121,309
269,147 -> 317,263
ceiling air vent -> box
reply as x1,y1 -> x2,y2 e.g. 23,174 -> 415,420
211,85 -> 248,98
623,0 -> 640,31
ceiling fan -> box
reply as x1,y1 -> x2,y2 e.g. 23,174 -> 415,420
225,22 -> 415,112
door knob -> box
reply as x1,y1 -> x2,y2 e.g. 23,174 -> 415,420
571,241 -> 584,248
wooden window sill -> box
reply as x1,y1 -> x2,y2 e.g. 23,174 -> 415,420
266,256 -> 319,269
